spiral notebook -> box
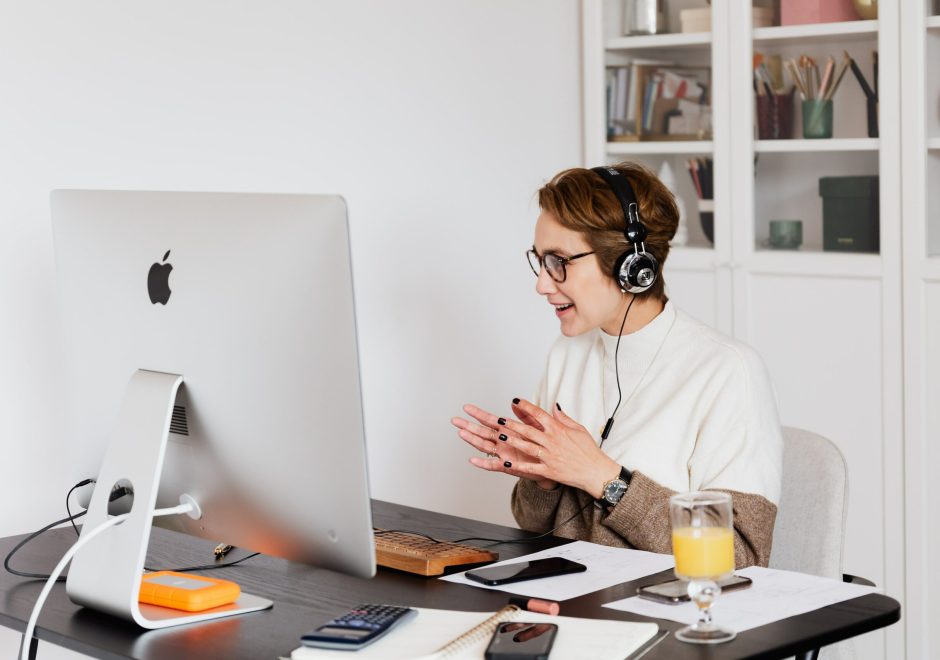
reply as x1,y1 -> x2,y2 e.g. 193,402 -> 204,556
289,604 -> 659,660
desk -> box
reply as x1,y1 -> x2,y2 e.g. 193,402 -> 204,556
0,500 -> 899,659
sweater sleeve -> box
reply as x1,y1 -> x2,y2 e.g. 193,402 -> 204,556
510,478 -> 564,533
600,471 -> 778,568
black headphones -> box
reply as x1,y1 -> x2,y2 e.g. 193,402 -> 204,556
590,166 -> 659,294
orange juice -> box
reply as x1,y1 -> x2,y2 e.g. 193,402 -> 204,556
672,526 -> 734,579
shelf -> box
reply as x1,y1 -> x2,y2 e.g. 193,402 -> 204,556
607,140 -> 713,155
928,138 -> 940,150
927,16 -> 940,30
744,249 -> 881,279
606,31 -> 711,52
755,138 -> 879,153
753,20 -> 878,46
666,245 -> 716,270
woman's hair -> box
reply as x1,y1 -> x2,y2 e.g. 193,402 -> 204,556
537,161 -> 679,301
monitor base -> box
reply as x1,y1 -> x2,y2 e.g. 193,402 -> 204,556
65,369 -> 272,629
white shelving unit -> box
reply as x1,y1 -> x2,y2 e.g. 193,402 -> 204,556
901,3 -> 940,660
583,4 -> 904,660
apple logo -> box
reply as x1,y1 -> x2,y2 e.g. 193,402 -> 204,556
148,250 -> 173,305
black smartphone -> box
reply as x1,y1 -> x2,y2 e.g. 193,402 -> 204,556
484,621 -> 558,660
465,557 -> 587,586
637,574 -> 753,604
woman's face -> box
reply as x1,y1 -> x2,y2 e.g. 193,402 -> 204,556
532,211 -> 624,337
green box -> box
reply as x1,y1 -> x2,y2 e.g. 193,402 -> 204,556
819,176 -> 879,253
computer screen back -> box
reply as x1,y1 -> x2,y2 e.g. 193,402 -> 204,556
51,190 -> 375,578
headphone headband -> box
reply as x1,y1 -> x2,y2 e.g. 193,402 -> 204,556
590,165 -> 659,294
590,166 -> 638,221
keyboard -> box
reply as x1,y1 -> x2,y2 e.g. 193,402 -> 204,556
373,529 -> 499,576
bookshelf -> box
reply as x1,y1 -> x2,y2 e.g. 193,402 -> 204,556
584,4 -> 904,660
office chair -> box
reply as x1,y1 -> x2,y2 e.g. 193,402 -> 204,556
769,427 -> 874,660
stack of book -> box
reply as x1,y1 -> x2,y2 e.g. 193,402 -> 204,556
606,63 -> 711,141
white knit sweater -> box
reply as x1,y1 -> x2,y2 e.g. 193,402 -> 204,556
533,300 -> 783,506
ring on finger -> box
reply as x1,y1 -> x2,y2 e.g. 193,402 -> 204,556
536,448 -> 543,459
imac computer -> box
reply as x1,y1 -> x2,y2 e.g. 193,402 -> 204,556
50,190 -> 376,629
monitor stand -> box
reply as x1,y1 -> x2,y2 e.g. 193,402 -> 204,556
66,369 -> 273,628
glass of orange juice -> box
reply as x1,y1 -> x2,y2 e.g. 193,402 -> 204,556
669,491 -> 736,644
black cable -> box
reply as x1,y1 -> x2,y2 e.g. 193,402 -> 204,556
66,479 -> 94,537
373,529 -> 444,544
4,511 -> 88,581
5,480 -> 262,582
600,293 -> 636,445
143,551 -> 261,573
451,497 -> 596,546
381,498 -> 596,548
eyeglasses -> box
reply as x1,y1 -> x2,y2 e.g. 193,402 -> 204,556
526,247 -> 595,283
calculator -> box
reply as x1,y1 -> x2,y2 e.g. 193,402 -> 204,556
300,604 -> 418,650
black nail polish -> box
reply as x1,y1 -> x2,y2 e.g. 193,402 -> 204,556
556,402 -> 562,411
498,417 -> 506,425
499,434 -> 507,441
503,461 -> 512,468
512,398 -> 520,405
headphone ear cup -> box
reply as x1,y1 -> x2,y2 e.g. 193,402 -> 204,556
622,251 -> 659,293
612,250 -> 632,292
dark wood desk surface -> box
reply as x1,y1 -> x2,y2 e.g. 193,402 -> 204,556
0,500 -> 900,660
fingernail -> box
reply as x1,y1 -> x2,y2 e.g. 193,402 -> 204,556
504,461 -> 512,468
556,402 -> 562,411
499,434 -> 507,441
512,398 -> 520,404
498,417 -> 506,425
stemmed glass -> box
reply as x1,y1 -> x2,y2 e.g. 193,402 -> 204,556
669,491 -> 736,644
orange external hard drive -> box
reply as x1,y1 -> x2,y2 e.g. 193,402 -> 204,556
139,571 -> 241,612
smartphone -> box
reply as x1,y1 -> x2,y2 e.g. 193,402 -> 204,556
484,621 -> 558,660
637,574 -> 753,604
465,557 -> 586,586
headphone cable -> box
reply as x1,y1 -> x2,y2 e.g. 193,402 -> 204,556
600,293 -> 636,444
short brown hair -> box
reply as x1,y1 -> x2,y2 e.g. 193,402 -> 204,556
537,162 -> 679,301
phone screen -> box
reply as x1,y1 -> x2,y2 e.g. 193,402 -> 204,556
465,557 -> 586,586
638,575 -> 752,603
484,622 -> 558,660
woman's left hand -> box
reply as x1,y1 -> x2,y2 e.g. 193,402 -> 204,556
467,399 -> 622,499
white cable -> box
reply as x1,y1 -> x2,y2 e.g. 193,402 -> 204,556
19,501 -> 196,660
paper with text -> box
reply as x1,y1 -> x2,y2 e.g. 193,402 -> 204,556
603,565 -> 880,632
440,540 -> 674,601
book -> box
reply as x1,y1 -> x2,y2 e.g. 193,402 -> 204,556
290,604 -> 659,660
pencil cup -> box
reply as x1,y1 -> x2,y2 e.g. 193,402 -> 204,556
802,99 -> 833,139
756,91 -> 795,140
698,199 -> 714,245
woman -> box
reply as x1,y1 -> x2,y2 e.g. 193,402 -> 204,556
451,162 -> 783,568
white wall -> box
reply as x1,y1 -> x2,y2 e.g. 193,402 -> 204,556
0,0 -> 580,560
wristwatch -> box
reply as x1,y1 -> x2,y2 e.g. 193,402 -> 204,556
600,466 -> 633,508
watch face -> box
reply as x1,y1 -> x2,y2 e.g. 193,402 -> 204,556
604,479 -> 627,503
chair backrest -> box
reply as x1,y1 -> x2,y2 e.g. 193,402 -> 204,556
768,427 -> 848,580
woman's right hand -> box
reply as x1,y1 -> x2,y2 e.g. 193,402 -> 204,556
451,403 -> 558,491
